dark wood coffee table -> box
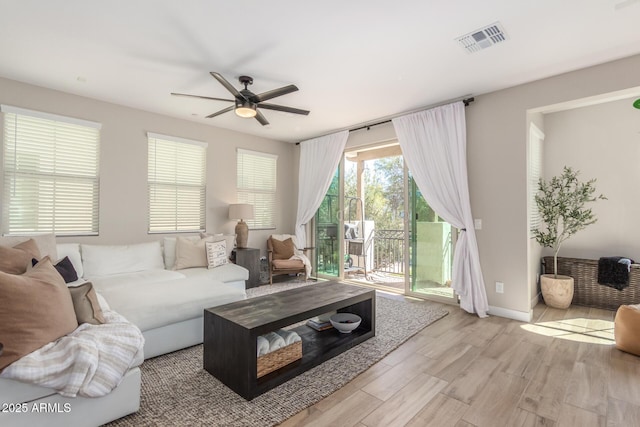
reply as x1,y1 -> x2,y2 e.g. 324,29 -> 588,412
203,281 -> 375,400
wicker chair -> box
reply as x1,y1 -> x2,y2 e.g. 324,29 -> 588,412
267,235 -> 309,284
542,256 -> 640,310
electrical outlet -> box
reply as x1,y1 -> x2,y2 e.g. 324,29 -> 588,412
474,219 -> 482,230
496,281 -> 504,294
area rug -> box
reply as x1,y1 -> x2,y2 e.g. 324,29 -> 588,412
108,282 -> 448,427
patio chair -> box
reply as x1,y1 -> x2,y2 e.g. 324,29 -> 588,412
267,234 -> 310,284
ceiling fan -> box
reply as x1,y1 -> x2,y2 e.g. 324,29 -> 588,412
171,72 -> 310,126
615,0 -> 640,9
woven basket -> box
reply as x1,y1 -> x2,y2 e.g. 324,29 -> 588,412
257,340 -> 302,378
542,256 -> 640,311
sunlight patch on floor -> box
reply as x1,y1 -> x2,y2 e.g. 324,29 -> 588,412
521,317 -> 615,345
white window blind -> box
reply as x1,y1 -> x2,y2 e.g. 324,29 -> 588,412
148,133 -> 207,233
528,123 -> 545,235
1,105 -> 101,236
237,148 -> 277,229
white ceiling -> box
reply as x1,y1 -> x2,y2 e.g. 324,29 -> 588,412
1,1 -> 639,143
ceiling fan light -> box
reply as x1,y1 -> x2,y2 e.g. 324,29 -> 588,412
235,101 -> 257,118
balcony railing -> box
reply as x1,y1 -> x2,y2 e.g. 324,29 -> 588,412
372,229 -> 405,275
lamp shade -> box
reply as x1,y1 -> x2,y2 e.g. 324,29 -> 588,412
229,203 -> 254,220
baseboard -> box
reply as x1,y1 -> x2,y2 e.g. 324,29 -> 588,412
530,292 -> 541,310
488,305 -> 532,322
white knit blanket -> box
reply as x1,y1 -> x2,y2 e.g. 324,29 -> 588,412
0,310 -> 144,398
291,253 -> 312,279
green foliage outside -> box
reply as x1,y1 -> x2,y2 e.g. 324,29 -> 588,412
344,156 -> 439,230
315,154 -> 442,232
532,166 -> 606,278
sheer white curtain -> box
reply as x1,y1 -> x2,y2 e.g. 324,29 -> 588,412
392,102 -> 489,318
295,131 -> 349,249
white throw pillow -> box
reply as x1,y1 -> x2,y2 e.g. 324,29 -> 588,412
0,233 -> 58,260
174,236 -> 215,270
81,241 -> 165,277
56,243 -> 84,278
163,236 -> 200,270
205,240 -> 228,269
200,233 -> 235,258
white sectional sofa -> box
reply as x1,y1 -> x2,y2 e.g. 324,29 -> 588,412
0,236 -> 249,427
75,239 -> 248,358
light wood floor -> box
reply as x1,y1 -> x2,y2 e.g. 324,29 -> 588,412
278,298 -> 640,427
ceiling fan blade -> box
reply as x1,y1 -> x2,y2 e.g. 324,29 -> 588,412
171,92 -> 234,102
258,103 -> 310,116
616,0 -> 640,9
210,72 -> 244,99
255,110 -> 270,126
205,105 -> 235,119
253,84 -> 298,103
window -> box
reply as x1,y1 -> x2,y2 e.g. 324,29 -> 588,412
528,123 -> 545,235
1,105 -> 101,236
237,148 -> 277,229
147,133 -> 207,233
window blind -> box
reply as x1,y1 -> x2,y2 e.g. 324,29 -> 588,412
148,133 -> 207,233
1,105 -> 101,236
237,148 -> 277,229
528,124 -> 544,234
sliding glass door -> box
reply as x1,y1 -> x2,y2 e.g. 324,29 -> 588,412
314,167 -> 342,279
406,175 -> 457,303
311,143 -> 458,305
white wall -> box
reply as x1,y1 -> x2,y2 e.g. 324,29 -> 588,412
0,77 -> 297,253
467,54 -> 640,316
4,52 -> 640,318
527,113 -> 545,308
543,98 -> 640,261
294,56 -> 640,320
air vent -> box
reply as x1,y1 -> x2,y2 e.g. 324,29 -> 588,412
456,22 -> 508,53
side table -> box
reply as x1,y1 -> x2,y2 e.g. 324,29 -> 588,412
234,248 -> 260,289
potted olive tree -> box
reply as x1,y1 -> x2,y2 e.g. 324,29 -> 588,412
532,166 -> 606,309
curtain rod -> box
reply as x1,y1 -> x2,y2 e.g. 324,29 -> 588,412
295,96 -> 474,145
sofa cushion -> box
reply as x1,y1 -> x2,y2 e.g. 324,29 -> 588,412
95,274 -> 246,331
0,377 -> 56,406
90,269 -> 186,294
57,243 -> 84,278
0,239 -> 41,274
81,242 -> 165,277
0,257 -> 78,371
68,282 -> 105,325
174,236 -> 215,270
0,233 -> 57,260
179,264 -> 249,284
272,258 -> 305,269
206,240 -> 228,269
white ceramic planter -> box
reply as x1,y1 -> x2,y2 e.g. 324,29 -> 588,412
541,274 -> 574,309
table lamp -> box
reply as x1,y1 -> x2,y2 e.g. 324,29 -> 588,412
229,203 -> 254,248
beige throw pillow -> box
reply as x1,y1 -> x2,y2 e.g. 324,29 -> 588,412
272,238 -> 295,260
0,257 -> 78,371
205,240 -> 228,269
68,282 -> 105,325
0,239 -> 42,274
174,236 -> 215,270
